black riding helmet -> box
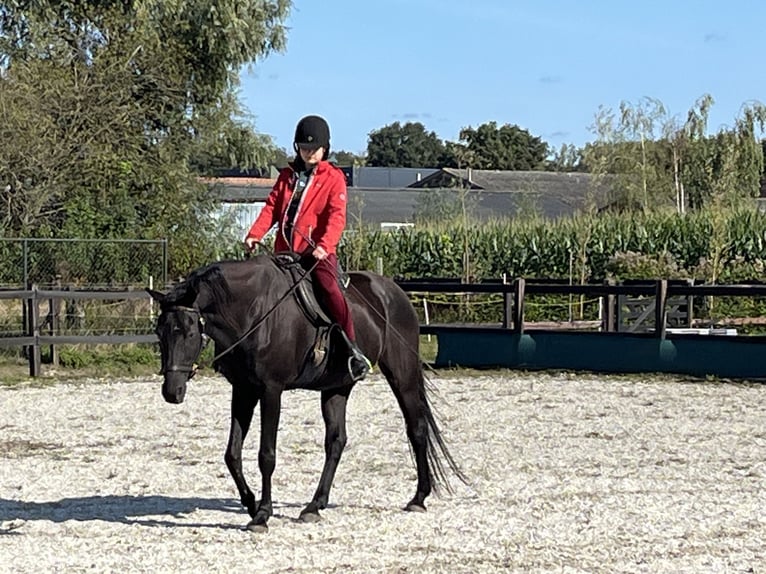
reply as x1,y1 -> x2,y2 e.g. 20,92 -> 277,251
293,115 -> 331,159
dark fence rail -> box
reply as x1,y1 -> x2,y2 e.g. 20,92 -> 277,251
396,277 -> 766,337
0,287 -> 156,376
2,278 -> 766,377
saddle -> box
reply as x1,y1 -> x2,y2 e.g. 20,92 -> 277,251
273,252 -> 348,326
273,252 -> 354,385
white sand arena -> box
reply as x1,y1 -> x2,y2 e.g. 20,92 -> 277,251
1,371 -> 764,573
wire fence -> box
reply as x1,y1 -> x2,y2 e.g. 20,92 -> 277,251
0,237 -> 167,289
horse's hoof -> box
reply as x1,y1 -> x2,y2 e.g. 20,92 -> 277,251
246,519 -> 269,533
299,511 -> 321,523
404,503 -> 427,513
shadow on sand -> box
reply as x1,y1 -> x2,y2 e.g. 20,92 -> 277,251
0,494 -> 247,531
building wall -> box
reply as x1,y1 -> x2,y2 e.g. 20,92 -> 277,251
216,202 -> 266,238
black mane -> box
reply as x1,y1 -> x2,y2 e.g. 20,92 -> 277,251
165,262 -> 237,324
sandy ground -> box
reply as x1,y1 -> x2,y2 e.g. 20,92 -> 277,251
0,371 -> 764,573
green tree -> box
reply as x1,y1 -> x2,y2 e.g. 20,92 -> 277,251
188,113 -> 278,175
661,94 -> 713,213
0,0 -> 291,275
618,97 -> 672,212
546,143 -> 586,172
366,122 -> 445,167
584,95 -> 766,213
267,146 -> 292,169
458,121 -> 549,170
331,150 -> 366,166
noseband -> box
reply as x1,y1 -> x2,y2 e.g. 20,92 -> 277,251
160,305 -> 209,378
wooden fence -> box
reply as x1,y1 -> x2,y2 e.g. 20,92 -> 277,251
0,287 -> 155,377
395,278 -> 766,336
2,279 -> 766,377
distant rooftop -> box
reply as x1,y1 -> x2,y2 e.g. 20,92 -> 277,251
340,166 -> 440,188
205,167 -> 613,225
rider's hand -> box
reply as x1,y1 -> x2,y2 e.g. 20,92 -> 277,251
312,246 -> 328,260
244,237 -> 259,252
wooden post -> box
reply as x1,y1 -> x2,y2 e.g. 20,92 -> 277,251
513,278 -> 526,334
28,284 -> 41,377
49,276 -> 61,366
603,278 -> 616,332
655,279 -> 668,339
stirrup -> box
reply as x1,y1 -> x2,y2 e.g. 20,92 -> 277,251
348,349 -> 372,382
337,330 -> 371,381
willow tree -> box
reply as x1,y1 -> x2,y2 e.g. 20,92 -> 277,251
585,95 -> 766,214
662,94 -> 713,214
585,98 -> 672,213
0,1 -> 290,273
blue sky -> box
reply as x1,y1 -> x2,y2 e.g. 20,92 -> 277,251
239,0 -> 766,156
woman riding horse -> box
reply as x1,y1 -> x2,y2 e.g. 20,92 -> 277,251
244,115 -> 371,381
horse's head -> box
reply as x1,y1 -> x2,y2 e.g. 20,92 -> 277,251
148,289 -> 208,404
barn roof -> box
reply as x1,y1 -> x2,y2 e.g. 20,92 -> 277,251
206,169 -> 613,225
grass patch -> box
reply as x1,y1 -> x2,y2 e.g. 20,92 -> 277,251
419,334 -> 438,364
0,337 -> 438,384
0,345 -> 161,384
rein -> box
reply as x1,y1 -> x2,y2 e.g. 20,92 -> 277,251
208,253 -> 320,364
173,243 -> 319,374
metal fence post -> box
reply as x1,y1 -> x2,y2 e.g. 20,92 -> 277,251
502,274 -> 512,329
513,278 -> 526,334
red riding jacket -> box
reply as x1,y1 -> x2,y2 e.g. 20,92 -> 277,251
245,161 -> 348,255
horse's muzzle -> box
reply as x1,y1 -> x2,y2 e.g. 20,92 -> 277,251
162,372 -> 188,404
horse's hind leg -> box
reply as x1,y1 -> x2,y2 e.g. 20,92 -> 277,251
224,383 -> 259,521
379,362 -> 432,512
299,386 -> 352,522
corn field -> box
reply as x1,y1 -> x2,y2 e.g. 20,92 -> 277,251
338,207 -> 766,327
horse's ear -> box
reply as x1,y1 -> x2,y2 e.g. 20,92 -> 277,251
146,288 -> 166,302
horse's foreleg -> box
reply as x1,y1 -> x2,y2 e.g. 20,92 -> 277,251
299,387 -> 351,522
247,388 -> 282,532
224,384 -> 259,519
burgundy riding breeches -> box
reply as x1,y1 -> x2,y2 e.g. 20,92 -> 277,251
311,254 -> 355,340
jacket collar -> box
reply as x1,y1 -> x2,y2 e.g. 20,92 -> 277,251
289,160 -> 332,176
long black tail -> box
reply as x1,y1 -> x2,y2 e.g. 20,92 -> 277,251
421,372 -> 469,494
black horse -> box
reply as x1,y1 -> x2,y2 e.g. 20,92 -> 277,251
149,254 -> 464,532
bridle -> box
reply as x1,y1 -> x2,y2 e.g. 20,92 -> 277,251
159,305 -> 209,379
157,255 -> 319,378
